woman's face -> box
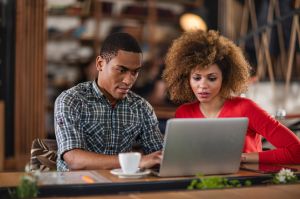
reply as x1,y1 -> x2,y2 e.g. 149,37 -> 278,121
189,64 -> 223,104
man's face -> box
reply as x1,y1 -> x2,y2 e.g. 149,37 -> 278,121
96,50 -> 142,105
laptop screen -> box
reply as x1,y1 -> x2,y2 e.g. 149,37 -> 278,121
155,118 -> 248,177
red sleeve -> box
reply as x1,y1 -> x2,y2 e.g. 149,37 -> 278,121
175,102 -> 201,118
242,99 -> 300,164
175,105 -> 186,118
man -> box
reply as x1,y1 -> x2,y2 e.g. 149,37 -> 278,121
55,33 -> 163,171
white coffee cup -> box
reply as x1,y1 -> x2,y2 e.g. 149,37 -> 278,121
118,152 -> 141,174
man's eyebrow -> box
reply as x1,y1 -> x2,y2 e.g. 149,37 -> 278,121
116,65 -> 142,71
116,65 -> 129,70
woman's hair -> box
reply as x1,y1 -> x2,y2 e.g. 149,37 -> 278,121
100,32 -> 142,63
162,30 -> 250,103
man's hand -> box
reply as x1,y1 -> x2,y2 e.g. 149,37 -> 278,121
139,151 -> 162,169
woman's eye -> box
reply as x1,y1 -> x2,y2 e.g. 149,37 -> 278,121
208,77 -> 217,81
193,76 -> 201,81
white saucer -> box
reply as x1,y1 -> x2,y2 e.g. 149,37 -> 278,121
110,168 -> 151,178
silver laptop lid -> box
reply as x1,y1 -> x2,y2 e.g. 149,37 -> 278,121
157,118 -> 248,177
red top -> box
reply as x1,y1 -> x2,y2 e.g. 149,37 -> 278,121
175,97 -> 300,164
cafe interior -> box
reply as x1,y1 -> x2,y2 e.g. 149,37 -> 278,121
0,0 -> 300,198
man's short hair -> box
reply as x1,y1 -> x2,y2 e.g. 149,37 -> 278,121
100,32 -> 142,62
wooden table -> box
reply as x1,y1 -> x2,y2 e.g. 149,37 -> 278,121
0,169 -> 266,187
39,184 -> 300,199
0,166 -> 299,198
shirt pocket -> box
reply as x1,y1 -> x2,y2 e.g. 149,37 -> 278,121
118,120 -> 141,151
84,121 -> 107,153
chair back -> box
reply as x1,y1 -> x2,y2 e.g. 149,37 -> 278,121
30,138 -> 57,171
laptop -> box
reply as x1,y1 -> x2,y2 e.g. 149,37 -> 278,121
153,117 -> 248,177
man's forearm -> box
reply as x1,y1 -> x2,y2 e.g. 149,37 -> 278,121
63,149 -> 120,170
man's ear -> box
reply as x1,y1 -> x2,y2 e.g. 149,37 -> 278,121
96,56 -> 104,71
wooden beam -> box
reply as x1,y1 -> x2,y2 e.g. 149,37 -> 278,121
147,0 -> 157,57
261,33 -> 275,85
285,11 -> 299,91
0,101 -> 4,171
14,0 -> 46,170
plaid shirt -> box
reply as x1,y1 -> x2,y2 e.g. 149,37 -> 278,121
54,81 -> 164,171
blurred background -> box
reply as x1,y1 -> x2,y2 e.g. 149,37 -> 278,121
0,0 -> 299,170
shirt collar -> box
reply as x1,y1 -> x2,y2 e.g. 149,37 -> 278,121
92,80 -> 105,99
92,80 -> 133,104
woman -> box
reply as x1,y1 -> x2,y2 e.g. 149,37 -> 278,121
163,30 -> 300,164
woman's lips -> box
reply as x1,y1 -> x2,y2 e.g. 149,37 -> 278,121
198,92 -> 210,98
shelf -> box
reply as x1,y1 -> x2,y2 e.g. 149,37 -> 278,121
48,11 -> 89,17
48,1 -> 112,17
47,60 -> 89,66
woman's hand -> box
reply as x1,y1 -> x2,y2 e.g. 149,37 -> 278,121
241,152 -> 259,163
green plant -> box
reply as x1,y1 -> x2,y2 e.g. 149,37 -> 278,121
189,168 -> 299,190
271,168 -> 298,184
9,164 -> 40,199
8,175 -> 38,199
188,174 -> 252,190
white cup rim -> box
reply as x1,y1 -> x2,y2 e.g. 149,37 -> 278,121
119,152 -> 141,155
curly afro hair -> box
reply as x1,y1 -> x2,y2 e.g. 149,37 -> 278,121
162,30 -> 251,103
